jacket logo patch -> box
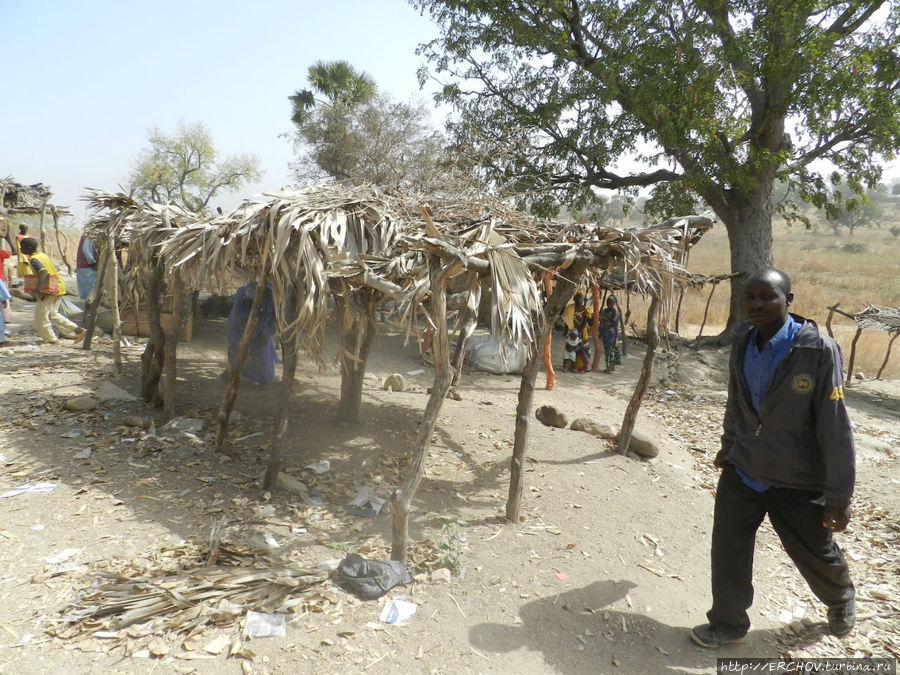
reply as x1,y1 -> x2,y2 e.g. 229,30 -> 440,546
829,386 -> 844,401
792,374 -> 814,394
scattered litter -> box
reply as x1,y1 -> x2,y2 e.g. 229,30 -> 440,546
31,524 -> 44,531
405,368 -> 426,376
235,432 -> 264,442
161,417 -> 204,434
263,532 -> 280,548
555,572 -> 570,580
637,533 -> 664,557
194,476 -> 216,484
380,598 -> 418,624
338,553 -> 411,599
346,486 -> 387,518
45,548 -> 82,565
243,611 -> 286,638
254,505 -> 276,519
1,483 -> 57,499
304,460 -> 330,474
317,559 -> 342,572
74,448 -> 92,460
61,429 -> 84,438
203,635 -> 230,655
94,382 -> 138,402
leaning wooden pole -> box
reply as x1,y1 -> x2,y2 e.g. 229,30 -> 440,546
695,282 -> 717,349
507,255 -> 591,523
141,263 -> 166,403
264,284 -> 300,490
391,260 -> 460,562
216,272 -> 268,453
81,249 -> 110,350
845,325 -> 864,385
876,331 -> 900,380
617,295 -> 660,455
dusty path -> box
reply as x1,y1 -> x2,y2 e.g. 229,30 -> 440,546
0,300 -> 898,675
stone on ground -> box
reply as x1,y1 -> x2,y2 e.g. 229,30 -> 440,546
570,417 -> 617,439
65,395 -> 99,412
535,405 -> 567,428
383,373 -> 405,392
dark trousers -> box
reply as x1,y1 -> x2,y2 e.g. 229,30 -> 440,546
707,464 -> 855,637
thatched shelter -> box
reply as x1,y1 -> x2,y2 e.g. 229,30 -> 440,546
0,177 -> 73,272
83,183 -> 713,561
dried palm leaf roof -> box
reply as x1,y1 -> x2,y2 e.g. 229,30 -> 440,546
0,177 -> 70,217
851,304 -> 900,332
82,183 -> 713,360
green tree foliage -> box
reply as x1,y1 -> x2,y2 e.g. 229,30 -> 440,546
829,183 -> 888,235
128,121 -> 262,214
289,64 -> 447,190
413,0 -> 900,328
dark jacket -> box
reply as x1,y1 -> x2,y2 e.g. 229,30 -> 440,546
722,314 -> 855,507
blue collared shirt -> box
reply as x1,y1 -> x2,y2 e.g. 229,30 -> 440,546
736,315 -> 801,492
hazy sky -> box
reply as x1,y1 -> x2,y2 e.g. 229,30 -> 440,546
2,0 -> 441,223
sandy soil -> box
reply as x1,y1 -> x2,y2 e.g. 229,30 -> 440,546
0,296 -> 898,675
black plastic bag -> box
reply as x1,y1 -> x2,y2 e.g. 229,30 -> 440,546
338,553 -> 411,599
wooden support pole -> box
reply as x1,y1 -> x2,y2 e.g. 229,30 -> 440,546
621,292 -> 630,356
825,303 -> 840,339
695,282 -> 717,349
108,227 -> 122,372
506,254 -> 591,523
845,326 -> 864,385
141,263 -> 166,403
51,211 -> 72,275
81,249 -> 109,350
876,331 -> 900,380
674,287 -> 685,335
38,200 -> 47,252
162,275 -> 192,419
541,271 -> 555,391
338,291 -> 379,426
590,280 -> 602,372
450,273 -> 481,388
391,260 -> 461,562
216,272 -> 268,453
617,295 -> 660,455
264,284 -> 301,490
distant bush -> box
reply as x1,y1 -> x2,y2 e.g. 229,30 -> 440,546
890,226 -> 900,238
840,242 -> 868,254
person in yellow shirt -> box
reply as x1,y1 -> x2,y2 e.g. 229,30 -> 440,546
19,238 -> 84,345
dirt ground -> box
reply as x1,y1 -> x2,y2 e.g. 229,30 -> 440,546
0,294 -> 898,675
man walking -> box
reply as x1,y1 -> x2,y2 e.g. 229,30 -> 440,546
20,238 -> 84,345
691,268 -> 856,648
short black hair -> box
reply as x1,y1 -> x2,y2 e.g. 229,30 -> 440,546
19,237 -> 38,254
745,268 -> 791,295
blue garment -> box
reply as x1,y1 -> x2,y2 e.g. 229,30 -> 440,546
0,279 -> 10,342
736,315 -> 801,492
227,283 -> 278,384
76,267 -> 97,300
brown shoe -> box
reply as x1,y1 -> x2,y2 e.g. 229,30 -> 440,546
73,328 -> 87,341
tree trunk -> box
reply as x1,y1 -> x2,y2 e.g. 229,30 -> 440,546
265,284 -> 301,490
506,254 -> 591,523
617,296 -> 659,455
720,188 -> 776,335
108,230 -> 122,373
450,273 -> 481,387
391,260 -> 461,562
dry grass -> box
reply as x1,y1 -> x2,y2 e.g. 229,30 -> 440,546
624,222 -> 900,379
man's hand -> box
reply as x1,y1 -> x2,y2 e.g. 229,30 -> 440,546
823,504 -> 851,532
713,449 -> 729,469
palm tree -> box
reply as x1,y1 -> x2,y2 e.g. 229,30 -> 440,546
289,60 -> 376,127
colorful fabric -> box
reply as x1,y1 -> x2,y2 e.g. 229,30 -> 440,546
29,252 -> 66,295
600,306 -> 621,371
0,278 -> 10,342
571,306 -> 592,371
227,283 -> 278,384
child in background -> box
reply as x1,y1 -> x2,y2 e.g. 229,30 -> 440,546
563,328 -> 582,372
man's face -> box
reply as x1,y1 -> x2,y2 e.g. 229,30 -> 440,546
741,276 -> 792,333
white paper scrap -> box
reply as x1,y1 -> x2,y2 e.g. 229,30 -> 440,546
243,611 -> 286,638
379,598 -> 418,624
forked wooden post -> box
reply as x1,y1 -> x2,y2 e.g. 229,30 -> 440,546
216,272 -> 268,453
108,224 -> 122,372
617,295 -> 660,455
507,255 -> 591,523
391,260 -> 461,562
695,282 -> 717,350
